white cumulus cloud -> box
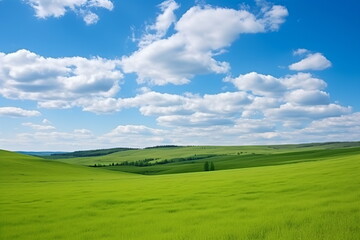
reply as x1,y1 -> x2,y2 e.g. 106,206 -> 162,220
305,112 -> 360,134
289,52 -> 332,71
101,125 -> 168,147
81,70 -> 350,128
0,107 -> 41,117
122,1 -> 288,85
226,72 -> 327,97
82,90 -> 253,124
227,72 -> 286,97
0,49 -> 123,110
265,103 -> 351,120
226,71 -> 349,125
285,89 -> 330,106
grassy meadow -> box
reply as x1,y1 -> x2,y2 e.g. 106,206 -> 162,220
53,142 -> 360,166
52,142 -> 360,175
1,143 -> 360,239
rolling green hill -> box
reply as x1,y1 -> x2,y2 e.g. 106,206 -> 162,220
48,142 -> 360,175
102,147 -> 360,175
1,146 -> 360,239
0,150 -> 132,183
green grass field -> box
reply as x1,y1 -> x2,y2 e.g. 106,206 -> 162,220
52,142 -> 360,175
1,143 -> 360,239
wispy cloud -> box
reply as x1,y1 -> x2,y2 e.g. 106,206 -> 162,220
293,48 -> 310,56
139,0 -> 180,48
0,107 -> 40,117
24,0 -> 114,25
22,122 -> 55,130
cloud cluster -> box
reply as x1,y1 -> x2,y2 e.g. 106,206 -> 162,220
227,72 -> 350,123
4,111 -> 359,151
2,1 -> 358,151
122,2 -> 288,85
304,112 -> 360,136
0,49 -> 123,108
25,0 -> 114,25
78,72 -> 350,131
123,112 -> 359,147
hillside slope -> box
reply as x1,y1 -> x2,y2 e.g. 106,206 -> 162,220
1,148 -> 359,239
103,147 -> 360,175
45,143 -> 360,175
52,142 -> 360,167
0,150 -> 132,183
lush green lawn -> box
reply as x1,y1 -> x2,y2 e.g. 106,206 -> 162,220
1,147 -> 359,239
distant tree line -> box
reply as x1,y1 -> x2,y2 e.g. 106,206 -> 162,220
144,145 -> 181,149
90,154 -> 217,168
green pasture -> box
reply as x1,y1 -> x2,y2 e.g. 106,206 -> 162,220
1,144 -> 359,240
52,142 -> 360,167
102,147 -> 360,175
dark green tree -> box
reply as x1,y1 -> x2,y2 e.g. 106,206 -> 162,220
210,162 -> 215,171
204,161 -> 209,171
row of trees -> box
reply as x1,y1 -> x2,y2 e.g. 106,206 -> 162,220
93,160 -> 216,171
90,155 -> 217,168
204,161 -> 215,171
91,158 -> 156,167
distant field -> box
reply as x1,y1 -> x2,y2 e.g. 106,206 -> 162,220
1,143 -> 359,240
102,147 -> 360,175
50,142 -> 360,175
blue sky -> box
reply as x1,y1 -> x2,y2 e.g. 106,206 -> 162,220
0,0 -> 359,151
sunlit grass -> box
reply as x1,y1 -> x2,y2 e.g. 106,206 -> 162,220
1,149 -> 359,239
55,142 -> 360,166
